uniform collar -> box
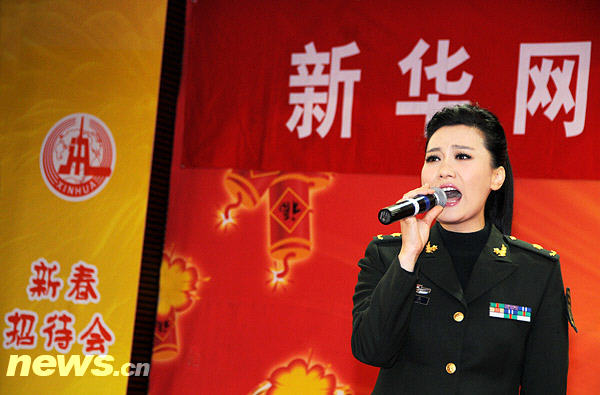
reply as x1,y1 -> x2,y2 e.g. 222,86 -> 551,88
418,222 -> 517,307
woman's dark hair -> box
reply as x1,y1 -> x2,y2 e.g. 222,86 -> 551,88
425,104 -> 514,235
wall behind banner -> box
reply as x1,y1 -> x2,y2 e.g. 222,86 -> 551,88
0,1 -> 166,394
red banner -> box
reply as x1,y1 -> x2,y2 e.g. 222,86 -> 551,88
180,1 -> 599,179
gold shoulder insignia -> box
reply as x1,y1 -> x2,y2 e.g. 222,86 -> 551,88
504,235 -> 559,261
373,233 -> 403,242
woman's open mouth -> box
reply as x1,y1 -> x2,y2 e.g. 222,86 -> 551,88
442,186 -> 462,206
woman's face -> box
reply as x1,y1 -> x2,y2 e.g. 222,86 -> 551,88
421,125 -> 505,233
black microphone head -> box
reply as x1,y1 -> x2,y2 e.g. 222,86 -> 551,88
432,187 -> 447,207
378,209 -> 392,225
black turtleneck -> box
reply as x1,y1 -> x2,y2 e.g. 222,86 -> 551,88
438,222 -> 491,291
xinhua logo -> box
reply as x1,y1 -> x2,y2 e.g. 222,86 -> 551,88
40,113 -> 116,201
5,354 -> 149,377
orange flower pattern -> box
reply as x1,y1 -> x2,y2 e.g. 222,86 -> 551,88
251,357 -> 352,395
157,253 -> 201,318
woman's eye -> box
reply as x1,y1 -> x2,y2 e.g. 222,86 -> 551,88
456,153 -> 471,160
425,155 -> 439,163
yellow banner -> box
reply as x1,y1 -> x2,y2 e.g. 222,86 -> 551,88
0,0 -> 167,393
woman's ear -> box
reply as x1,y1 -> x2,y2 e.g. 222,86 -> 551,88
491,166 -> 506,191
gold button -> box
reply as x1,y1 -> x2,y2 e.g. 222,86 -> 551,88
446,363 -> 456,374
453,312 -> 464,322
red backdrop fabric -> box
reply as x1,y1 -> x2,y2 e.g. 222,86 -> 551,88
149,1 -> 600,393
148,165 -> 600,394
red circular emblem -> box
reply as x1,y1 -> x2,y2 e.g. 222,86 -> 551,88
40,113 -> 116,201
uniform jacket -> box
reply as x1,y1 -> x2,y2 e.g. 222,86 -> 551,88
351,223 -> 569,394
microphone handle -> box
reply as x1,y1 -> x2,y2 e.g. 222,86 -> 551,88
378,194 -> 435,225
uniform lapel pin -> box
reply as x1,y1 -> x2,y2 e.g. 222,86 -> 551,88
416,284 -> 431,295
493,244 -> 507,257
425,241 -> 438,254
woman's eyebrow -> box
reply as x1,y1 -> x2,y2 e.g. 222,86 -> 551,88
426,144 -> 474,154
453,144 -> 474,150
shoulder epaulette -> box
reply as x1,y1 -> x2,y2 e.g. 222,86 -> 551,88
504,235 -> 559,261
373,233 -> 402,242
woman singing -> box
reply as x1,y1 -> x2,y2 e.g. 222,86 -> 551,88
351,104 -> 570,394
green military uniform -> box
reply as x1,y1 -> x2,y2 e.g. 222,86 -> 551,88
351,223 -> 570,394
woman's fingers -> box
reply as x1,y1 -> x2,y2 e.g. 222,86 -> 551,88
422,205 -> 443,227
396,184 -> 443,271
400,183 -> 435,201
398,183 -> 442,242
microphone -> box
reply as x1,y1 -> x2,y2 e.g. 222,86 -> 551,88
378,187 -> 447,225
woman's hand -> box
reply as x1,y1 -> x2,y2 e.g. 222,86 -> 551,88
397,184 -> 444,272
